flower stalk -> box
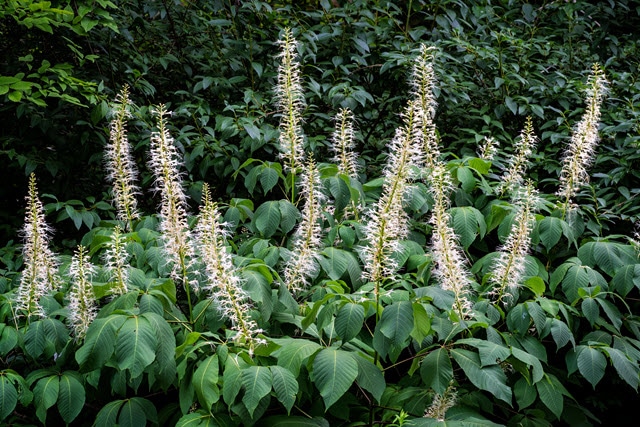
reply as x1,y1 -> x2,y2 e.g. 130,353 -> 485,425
68,245 -> 97,340
497,116 -> 537,196
103,225 -> 130,296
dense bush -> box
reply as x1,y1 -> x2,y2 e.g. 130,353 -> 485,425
1,1 -> 640,426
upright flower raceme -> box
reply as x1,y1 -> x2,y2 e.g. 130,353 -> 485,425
283,157 -> 325,294
362,101 -> 424,289
195,184 -> 264,355
331,107 -> 359,178
148,105 -> 195,288
103,225 -> 130,296
423,383 -> 457,421
67,245 -> 97,340
557,63 -> 608,214
14,173 -> 59,319
105,85 -> 140,229
489,183 -> 539,306
428,162 -> 473,320
478,136 -> 499,162
274,28 -> 306,178
410,44 -> 440,168
497,116 -> 537,196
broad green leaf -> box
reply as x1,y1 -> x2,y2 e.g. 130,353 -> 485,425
511,347 -> 544,383
57,373 -> 84,423
457,338 -> 511,367
115,316 -> 157,379
451,206 -> 485,249
193,355 -> 219,411
420,347 -> 453,395
536,377 -> 563,419
260,165 -> 279,195
143,312 -> 177,389
611,264 -> 640,296
278,200 -> 299,234
411,303 -> 431,343
334,303 -> 364,342
272,339 -> 322,377
254,201 -> 281,237
450,349 -> 512,404
596,298 -> 623,331
34,375 -> 59,424
76,315 -> 126,371
0,325 -> 18,355
319,247 -> 351,281
514,377 -> 536,410
242,366 -> 272,417
353,354 -> 385,402
550,319 -> 575,350
538,217 -> 564,250
0,376 -> 17,421
263,415 -> 330,427
223,355 -> 243,406
578,241 -> 637,276
312,348 -> 358,410
94,400 -> 123,427
378,301 -> 413,347
604,347 -> 640,390
270,365 -> 298,414
118,398 -> 148,427
581,298 -> 599,326
576,346 -> 606,389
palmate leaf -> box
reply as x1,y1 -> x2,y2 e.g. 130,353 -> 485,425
76,314 -> 127,372
114,315 -> 158,379
222,355 -> 244,406
57,372 -> 85,424
241,366 -> 272,417
450,349 -> 512,405
420,347 -> 453,395
312,348 -> 358,410
270,365 -> 298,414
0,376 -> 17,421
193,355 -> 219,411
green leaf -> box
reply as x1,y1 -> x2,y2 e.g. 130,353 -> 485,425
34,375 -> 59,424
242,366 -> 272,417
576,346 -> 606,389
312,348 -> 358,410
450,349 -> 512,404
604,347 -> 639,390
278,200 -> 299,234
272,338 -> 322,377
0,325 -> 18,355
514,377 -> 536,410
115,316 -> 157,379
578,241 -> 637,276
260,165 -> 280,195
193,355 -> 219,411
457,338 -> 511,367
76,315 -> 126,371
95,400 -> 124,427
353,354 -> 385,403
550,319 -> 575,350
334,303 -> 364,342
411,303 -> 431,343
0,376 -> 17,421
263,415 -> 330,427
118,398 -> 148,427
511,347 -> 544,383
270,366 -> 298,414
536,376 -> 563,419
143,312 -> 177,389
57,373 -> 84,423
451,206 -> 485,249
538,217 -> 563,250
581,298 -> 599,326
378,301 -> 414,347
254,201 -> 281,237
420,347 -> 453,395
223,355 -> 244,405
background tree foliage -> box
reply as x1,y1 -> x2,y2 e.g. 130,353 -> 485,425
1,1 -> 640,426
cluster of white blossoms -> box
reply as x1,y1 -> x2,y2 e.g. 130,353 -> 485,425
102,225 -> 130,296
148,105 -> 196,288
283,158 -> 325,294
67,245 -> 97,340
105,85 -> 140,229
557,63 -> 608,213
478,136 -> 499,162
274,27 -> 306,175
194,184 -> 264,354
490,183 -> 539,306
410,44 -> 440,168
423,383 -> 458,421
497,116 -> 537,195
331,107 -> 359,179
14,173 -> 59,319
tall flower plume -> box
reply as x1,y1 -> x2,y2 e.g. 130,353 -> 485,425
496,116 -> 537,196
428,162 -> 473,320
362,101 -> 424,288
67,245 -> 97,340
489,183 -> 539,306
410,44 -> 440,168
477,136 -> 499,162
331,107 -> 359,178
148,105 -> 195,288
557,63 -> 608,214
105,85 -> 140,229
283,157 -> 325,294
103,225 -> 130,296
274,28 -> 306,177
14,173 -> 59,319
195,184 -> 264,355
424,383 -> 457,421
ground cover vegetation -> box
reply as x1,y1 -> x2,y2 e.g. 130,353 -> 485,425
2,0 -> 640,425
